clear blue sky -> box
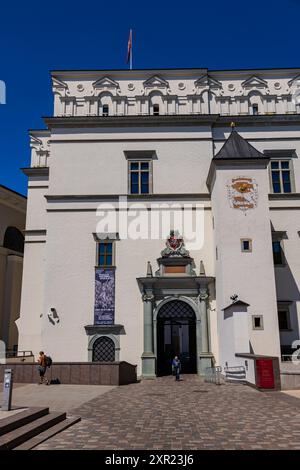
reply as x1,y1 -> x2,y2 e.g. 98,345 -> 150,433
1,0 -> 300,196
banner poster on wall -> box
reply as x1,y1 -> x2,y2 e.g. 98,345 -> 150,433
94,268 -> 115,324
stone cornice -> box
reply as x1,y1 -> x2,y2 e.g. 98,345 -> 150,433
216,114 -> 300,126
45,193 -> 211,202
50,67 -> 300,79
0,185 -> 27,212
42,113 -> 300,129
269,193 -> 300,200
84,324 -> 125,335
43,114 -> 219,128
21,167 -> 49,177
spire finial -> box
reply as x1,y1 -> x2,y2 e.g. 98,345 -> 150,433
230,121 -> 236,130
199,260 -> 206,276
146,261 -> 153,277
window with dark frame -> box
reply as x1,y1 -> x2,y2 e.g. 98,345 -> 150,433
252,104 -> 259,115
278,309 -> 290,330
252,315 -> 263,330
129,161 -> 150,194
97,241 -> 114,267
153,104 -> 160,116
254,317 -> 261,328
241,239 -> 252,252
102,104 -> 109,116
272,240 -> 284,265
270,160 -> 292,193
92,336 -> 115,362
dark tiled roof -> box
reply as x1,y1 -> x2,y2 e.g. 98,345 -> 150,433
214,130 -> 266,160
222,300 -> 250,311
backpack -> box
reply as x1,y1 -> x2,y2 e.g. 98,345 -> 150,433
45,356 -> 52,368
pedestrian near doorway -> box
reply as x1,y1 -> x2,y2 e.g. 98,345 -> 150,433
172,356 -> 181,381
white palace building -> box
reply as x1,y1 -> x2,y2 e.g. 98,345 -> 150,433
17,67 -> 300,386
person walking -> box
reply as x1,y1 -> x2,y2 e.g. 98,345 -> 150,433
37,351 -> 49,385
172,356 -> 181,381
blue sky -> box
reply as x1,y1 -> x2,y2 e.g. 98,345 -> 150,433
1,0 -> 300,196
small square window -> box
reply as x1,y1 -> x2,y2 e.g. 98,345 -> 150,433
241,239 -> 252,252
252,315 -> 264,330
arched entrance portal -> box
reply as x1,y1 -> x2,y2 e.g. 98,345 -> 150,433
157,300 -> 197,376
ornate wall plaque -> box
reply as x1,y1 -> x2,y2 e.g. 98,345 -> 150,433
227,177 -> 258,211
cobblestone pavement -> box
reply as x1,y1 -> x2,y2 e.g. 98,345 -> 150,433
36,375 -> 300,450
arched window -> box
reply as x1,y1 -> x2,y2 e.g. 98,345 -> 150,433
248,91 -> 264,115
3,227 -> 24,253
98,92 -> 113,117
149,91 -> 164,116
153,104 -> 159,116
157,300 -> 196,320
92,336 -> 115,362
102,104 -> 109,116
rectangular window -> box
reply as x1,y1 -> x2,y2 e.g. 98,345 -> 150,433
278,309 -> 291,330
270,160 -> 292,193
252,315 -> 264,330
97,241 -> 114,267
272,240 -> 284,265
241,238 -> 252,252
129,160 -> 151,194
102,104 -> 109,116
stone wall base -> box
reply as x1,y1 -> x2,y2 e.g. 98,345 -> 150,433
0,362 -> 137,386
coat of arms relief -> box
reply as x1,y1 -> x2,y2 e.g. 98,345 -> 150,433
227,177 -> 258,211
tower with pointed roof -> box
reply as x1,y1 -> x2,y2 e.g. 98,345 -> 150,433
207,128 -> 281,370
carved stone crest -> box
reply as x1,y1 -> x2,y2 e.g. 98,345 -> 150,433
161,230 -> 190,257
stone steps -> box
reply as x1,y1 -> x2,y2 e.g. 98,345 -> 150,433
0,407 -> 80,450
0,407 -> 49,436
14,416 -> 81,450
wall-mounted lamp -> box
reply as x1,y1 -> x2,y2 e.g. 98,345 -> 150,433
47,308 -> 60,325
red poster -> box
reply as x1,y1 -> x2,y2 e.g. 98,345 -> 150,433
256,359 -> 275,389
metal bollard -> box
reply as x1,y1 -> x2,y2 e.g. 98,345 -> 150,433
2,369 -> 13,411
215,366 -> 222,385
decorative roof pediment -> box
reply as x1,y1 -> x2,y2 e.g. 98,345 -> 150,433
52,77 -> 69,96
241,75 -> 268,89
29,135 -> 50,153
52,77 -> 68,89
29,135 -> 42,149
288,74 -> 300,87
92,76 -> 119,89
143,75 -> 169,89
194,75 -> 222,89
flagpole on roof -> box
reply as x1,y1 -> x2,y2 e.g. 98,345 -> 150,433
130,29 -> 133,70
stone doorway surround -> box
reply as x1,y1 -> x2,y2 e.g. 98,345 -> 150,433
137,231 -> 215,378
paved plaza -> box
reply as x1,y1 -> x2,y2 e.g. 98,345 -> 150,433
33,375 -> 300,450
0,383 -> 115,413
